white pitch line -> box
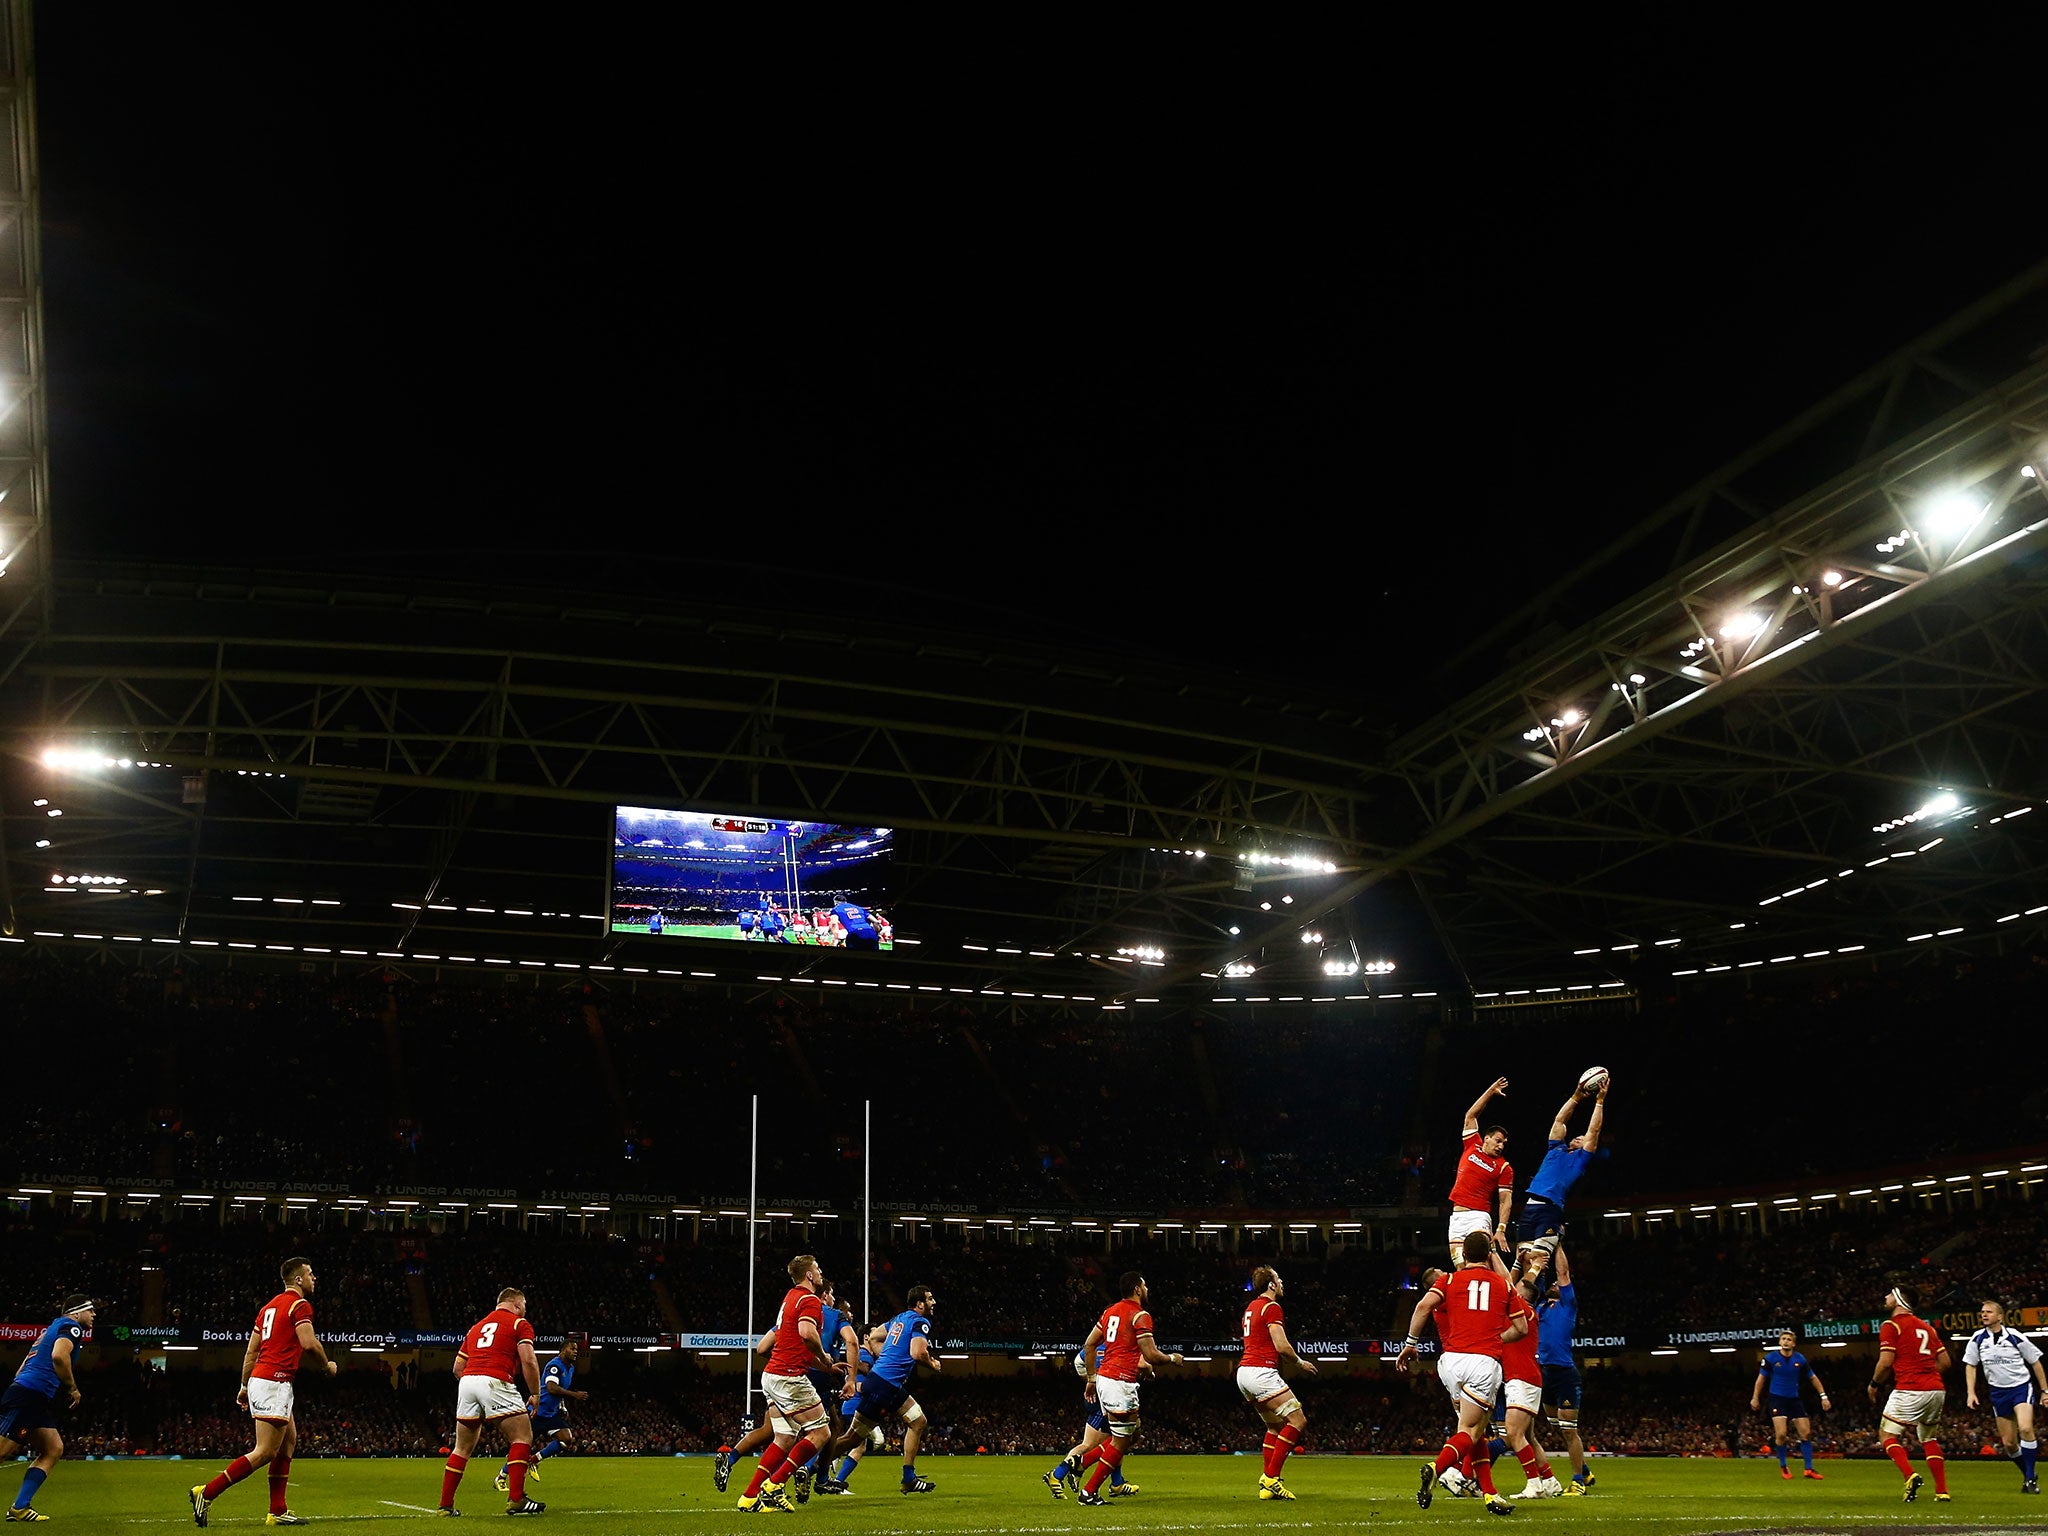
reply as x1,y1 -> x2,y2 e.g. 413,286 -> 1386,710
379,1500 -> 445,1513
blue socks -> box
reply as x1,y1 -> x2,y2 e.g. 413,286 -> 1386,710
901,1464 -> 917,1489
837,1456 -> 860,1483
536,1440 -> 565,1461
1110,1464 -> 1126,1487
2020,1439 -> 2038,1482
1776,1441 -> 1788,1469
13,1467 -> 46,1511
1800,1440 -> 1813,1471
1488,1436 -> 1508,1462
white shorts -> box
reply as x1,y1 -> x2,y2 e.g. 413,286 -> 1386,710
1448,1208 -> 1494,1246
455,1375 -> 528,1424
1882,1389 -> 1946,1431
1439,1351 -> 1504,1411
760,1371 -> 825,1431
1095,1376 -> 1141,1417
1503,1377 -> 1543,1415
1236,1366 -> 1293,1406
247,1376 -> 295,1424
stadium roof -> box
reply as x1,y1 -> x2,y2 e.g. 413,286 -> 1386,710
5,262 -> 2045,1004
1,3 -> 2045,1006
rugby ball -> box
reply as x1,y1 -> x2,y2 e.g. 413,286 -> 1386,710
1577,1065 -> 1609,1094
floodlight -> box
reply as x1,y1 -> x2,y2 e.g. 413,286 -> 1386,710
2022,465 -> 2038,479
1559,708 -> 1581,726
1628,673 -> 1645,684
1919,791 -> 1959,818
1227,925 -> 1240,936
1718,610 -> 1765,640
1919,489 -> 1986,540
1820,570 -> 1844,587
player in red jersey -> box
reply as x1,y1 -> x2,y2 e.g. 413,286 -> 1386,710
1237,1266 -> 1319,1501
1072,1273 -> 1185,1506
1870,1283 -> 1954,1503
736,1255 -> 840,1513
1448,1077 -> 1514,1261
1498,1249 -> 1562,1498
438,1286 -> 543,1516
1399,1231 -> 1527,1518
189,1256 -> 334,1528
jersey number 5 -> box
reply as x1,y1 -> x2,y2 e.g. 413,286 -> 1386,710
477,1322 -> 499,1349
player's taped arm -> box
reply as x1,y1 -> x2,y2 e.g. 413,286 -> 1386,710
1582,1090 -> 1606,1153
295,1317 -> 334,1375
1870,1340 -> 1896,1391
1270,1320 -> 1309,1370
1081,1324 -> 1104,1382
1809,1366 -> 1829,1403
50,1334 -> 79,1398
909,1334 -> 941,1372
1495,1186 -> 1512,1232
1547,1090 -> 1579,1144
1404,1288 -> 1443,1343
798,1316 -> 833,1370
1136,1330 -> 1183,1368
1463,1076 -> 1508,1134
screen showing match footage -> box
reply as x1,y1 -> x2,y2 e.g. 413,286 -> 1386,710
610,807 -> 895,950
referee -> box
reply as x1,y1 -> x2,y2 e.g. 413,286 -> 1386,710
1964,1299 -> 2045,1493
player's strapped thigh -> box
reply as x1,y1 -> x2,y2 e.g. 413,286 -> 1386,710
1503,1378 -> 1542,1416
1881,1388 -> 1945,1434
1439,1351 -> 1505,1412
455,1375 -> 527,1423
1447,1207 -> 1492,1246
247,1377 -> 296,1424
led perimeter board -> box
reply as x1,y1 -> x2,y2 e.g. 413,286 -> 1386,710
610,807 -> 894,950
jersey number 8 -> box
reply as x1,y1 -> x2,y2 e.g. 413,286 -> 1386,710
1105,1317 -> 1121,1343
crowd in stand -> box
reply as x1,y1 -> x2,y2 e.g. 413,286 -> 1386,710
4,945 -> 2043,1215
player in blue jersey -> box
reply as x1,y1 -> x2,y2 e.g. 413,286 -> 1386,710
1750,1330 -> 1832,1479
1965,1299 -> 2046,1492
1041,1344 -> 1135,1499
1534,1247 -> 1594,1494
815,1324 -> 889,1495
494,1339 -> 585,1492
1515,1075 -> 1609,1259
646,910 -> 663,935
737,908 -> 757,939
0,1294 -> 95,1523
761,907 -> 788,943
715,1281 -> 858,1499
832,901 -> 881,952
823,1287 -> 940,1493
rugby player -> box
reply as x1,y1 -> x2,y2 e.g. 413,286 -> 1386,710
189,1258 -> 335,1528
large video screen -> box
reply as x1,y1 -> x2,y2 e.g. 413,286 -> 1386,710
610,807 -> 895,950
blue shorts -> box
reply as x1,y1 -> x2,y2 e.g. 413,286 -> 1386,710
1990,1383 -> 2040,1419
1767,1394 -> 1807,1420
0,1383 -> 58,1443
532,1413 -> 564,1438
1516,1199 -> 1566,1243
853,1375 -> 909,1421
1085,1405 -> 1108,1433
1540,1364 -> 1581,1412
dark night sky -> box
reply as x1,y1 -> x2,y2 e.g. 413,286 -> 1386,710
32,11 -> 2031,712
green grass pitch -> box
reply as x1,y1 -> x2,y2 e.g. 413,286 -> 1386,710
28,1454 -> 2040,1531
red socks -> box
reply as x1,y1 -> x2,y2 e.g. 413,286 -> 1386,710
268,1454 -> 292,1516
1078,1445 -> 1105,1469
506,1442 -> 530,1502
1925,1441 -> 1946,1494
1475,1453 -> 1499,1496
439,1453 -> 468,1510
1432,1432 -> 1473,1478
783,1441 -> 819,1477
1264,1424 -> 1301,1478
1084,1441 -> 1123,1495
203,1456 -> 254,1502
743,1443 -> 788,1500
1883,1438 -> 1911,1477
1261,1429 -> 1278,1461
1516,1444 -> 1548,1482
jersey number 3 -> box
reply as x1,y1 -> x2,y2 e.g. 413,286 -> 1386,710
477,1322 -> 499,1349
